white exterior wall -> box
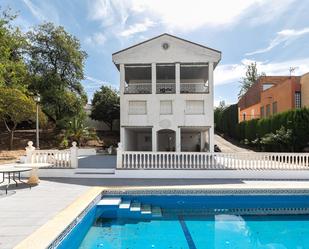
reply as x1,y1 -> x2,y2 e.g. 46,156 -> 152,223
113,34 -> 221,152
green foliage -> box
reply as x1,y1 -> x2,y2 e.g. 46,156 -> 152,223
91,86 -> 120,131
0,87 -> 46,149
26,22 -> 87,123
238,62 -> 265,98
0,10 -> 29,92
236,108 -> 309,152
214,104 -> 238,138
61,112 -> 98,147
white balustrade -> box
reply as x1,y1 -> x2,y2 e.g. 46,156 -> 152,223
124,83 -> 152,94
118,151 -> 309,170
180,83 -> 209,93
25,141 -> 78,168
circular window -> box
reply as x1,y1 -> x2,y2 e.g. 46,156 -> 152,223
162,42 -> 169,50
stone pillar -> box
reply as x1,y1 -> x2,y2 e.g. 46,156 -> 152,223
208,62 -> 214,152
120,64 -> 125,94
25,141 -> 35,163
175,63 -> 180,94
116,142 -> 123,168
152,128 -> 157,152
152,63 -> 156,94
176,127 -> 181,152
70,141 -> 78,168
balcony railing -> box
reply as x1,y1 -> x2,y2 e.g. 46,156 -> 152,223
156,83 -> 176,94
124,83 -> 152,94
180,83 -> 209,93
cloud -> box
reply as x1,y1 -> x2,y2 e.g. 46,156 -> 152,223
85,32 -> 107,46
22,0 -> 59,23
215,58 -> 309,86
85,75 -> 111,88
120,19 -> 155,37
246,27 -> 309,56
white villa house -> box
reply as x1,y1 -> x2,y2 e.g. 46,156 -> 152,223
112,34 -> 221,153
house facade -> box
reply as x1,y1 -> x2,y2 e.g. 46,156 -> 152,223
238,76 -> 301,122
112,34 -> 221,152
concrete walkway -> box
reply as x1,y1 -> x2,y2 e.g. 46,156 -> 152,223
215,134 -> 252,153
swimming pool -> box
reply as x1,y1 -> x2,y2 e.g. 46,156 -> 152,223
57,195 -> 309,249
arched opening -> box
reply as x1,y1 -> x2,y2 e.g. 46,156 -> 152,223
157,129 -> 176,151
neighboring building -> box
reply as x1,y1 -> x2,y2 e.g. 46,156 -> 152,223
112,33 -> 221,152
301,73 -> 309,108
238,76 -> 301,122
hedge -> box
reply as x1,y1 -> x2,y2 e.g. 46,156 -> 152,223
215,107 -> 309,152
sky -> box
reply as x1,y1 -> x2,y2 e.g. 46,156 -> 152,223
2,0 -> 309,106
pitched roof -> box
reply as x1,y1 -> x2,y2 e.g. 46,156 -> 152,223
112,33 -> 221,56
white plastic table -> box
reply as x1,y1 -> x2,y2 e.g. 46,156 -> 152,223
0,166 -> 32,194
14,163 -> 52,185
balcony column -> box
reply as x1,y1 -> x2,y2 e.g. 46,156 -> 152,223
176,127 -> 181,152
152,63 -> 156,94
152,128 -> 157,151
120,64 -> 125,94
208,62 -> 214,152
175,63 -> 180,94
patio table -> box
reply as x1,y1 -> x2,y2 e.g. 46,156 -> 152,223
0,166 -> 32,194
14,163 -> 52,185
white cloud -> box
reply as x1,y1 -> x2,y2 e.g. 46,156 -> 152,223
85,76 -> 110,87
85,33 -> 107,46
215,58 -> 309,86
120,19 -> 155,37
246,27 -> 309,56
22,0 -> 59,23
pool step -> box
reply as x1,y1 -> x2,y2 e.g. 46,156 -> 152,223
130,202 -> 141,212
97,197 -> 122,206
119,200 -> 131,209
141,204 -> 152,214
152,206 -> 162,217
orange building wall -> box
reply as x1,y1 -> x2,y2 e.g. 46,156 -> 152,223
301,73 -> 309,108
260,78 -> 300,117
238,103 -> 261,122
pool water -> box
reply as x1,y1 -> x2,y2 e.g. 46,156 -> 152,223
58,195 -> 309,249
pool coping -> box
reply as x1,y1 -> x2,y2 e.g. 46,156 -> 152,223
13,184 -> 309,249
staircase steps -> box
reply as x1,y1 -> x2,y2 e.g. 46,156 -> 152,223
141,204 -> 152,214
152,206 -> 162,217
119,200 -> 131,209
130,202 -> 141,212
97,197 -> 122,206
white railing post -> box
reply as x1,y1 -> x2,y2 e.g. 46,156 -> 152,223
70,141 -> 78,168
117,142 -> 123,169
25,141 -> 35,163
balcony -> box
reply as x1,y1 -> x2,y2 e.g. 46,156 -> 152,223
180,83 -> 209,93
124,83 -> 152,94
156,83 -> 176,94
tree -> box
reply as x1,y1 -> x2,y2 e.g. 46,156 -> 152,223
238,62 -> 265,98
26,22 -> 87,123
0,9 -> 29,92
0,87 -> 40,149
91,86 -> 120,131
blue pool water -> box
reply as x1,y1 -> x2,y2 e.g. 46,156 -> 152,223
58,195 -> 309,249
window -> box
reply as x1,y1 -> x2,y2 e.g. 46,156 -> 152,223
263,83 -> 274,91
160,100 -> 173,114
295,91 -> 301,108
260,106 -> 264,118
243,113 -> 246,121
266,104 -> 271,117
272,102 -> 277,114
128,101 -> 147,114
185,100 -> 204,114
251,109 -> 255,118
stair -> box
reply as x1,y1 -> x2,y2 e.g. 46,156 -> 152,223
97,197 -> 162,218
152,206 -> 162,217
97,197 -> 122,206
130,202 -> 141,212
119,200 -> 131,209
